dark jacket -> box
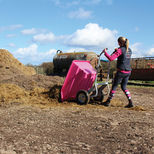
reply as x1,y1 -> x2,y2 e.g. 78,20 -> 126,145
117,47 -> 132,71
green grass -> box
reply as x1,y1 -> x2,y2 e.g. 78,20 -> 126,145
145,81 -> 154,84
129,80 -> 154,84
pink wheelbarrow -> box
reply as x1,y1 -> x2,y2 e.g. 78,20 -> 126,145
61,53 -> 110,105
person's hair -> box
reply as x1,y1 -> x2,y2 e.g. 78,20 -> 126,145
118,37 -> 129,52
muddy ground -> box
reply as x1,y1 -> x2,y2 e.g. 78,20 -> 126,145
0,85 -> 153,154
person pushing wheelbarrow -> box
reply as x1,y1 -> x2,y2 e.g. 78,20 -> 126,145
101,36 -> 134,108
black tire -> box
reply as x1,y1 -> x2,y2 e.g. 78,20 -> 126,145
76,90 -> 90,105
93,91 -> 104,102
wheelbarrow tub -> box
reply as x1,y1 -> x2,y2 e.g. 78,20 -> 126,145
61,60 -> 96,101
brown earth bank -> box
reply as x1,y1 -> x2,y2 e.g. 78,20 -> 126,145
0,49 -> 154,153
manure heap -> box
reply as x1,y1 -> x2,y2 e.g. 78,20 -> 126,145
0,49 -> 64,106
0,49 -> 36,76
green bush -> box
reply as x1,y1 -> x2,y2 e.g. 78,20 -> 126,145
40,62 -> 54,75
26,62 -> 54,75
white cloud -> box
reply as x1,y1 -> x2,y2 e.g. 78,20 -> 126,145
130,43 -> 154,58
14,44 -> 57,64
15,44 -> 38,56
33,32 -> 56,43
51,0 -> 101,8
66,48 -> 86,53
68,8 -> 92,19
0,24 -> 23,32
41,49 -> 57,58
64,23 -> 117,50
131,42 -> 141,52
21,28 -> 47,35
9,24 -> 23,30
21,28 -> 38,35
146,48 -> 154,56
51,0 -> 112,7
6,34 -> 16,38
30,23 -> 118,52
130,42 -> 143,58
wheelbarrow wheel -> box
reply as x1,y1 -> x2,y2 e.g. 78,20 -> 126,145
76,90 -> 90,105
93,91 -> 104,102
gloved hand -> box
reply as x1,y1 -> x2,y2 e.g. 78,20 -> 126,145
100,48 -> 108,56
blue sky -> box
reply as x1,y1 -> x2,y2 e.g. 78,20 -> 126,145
0,0 -> 154,65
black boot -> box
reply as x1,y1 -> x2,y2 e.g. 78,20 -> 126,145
102,99 -> 110,106
125,99 -> 133,108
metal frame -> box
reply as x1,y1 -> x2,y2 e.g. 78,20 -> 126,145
88,54 -> 111,98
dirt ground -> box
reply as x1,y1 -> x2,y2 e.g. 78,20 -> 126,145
0,50 -> 154,154
0,85 -> 153,154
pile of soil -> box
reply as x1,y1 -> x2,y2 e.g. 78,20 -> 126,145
0,73 -> 64,90
0,49 -> 36,76
0,49 -> 64,106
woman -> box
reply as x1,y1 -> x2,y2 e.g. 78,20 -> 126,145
102,36 -> 133,108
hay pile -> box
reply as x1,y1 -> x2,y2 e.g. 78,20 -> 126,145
0,49 -> 64,106
0,49 -> 36,76
0,83 -> 60,106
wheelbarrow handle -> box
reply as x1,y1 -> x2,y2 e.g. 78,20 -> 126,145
100,48 -> 108,56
